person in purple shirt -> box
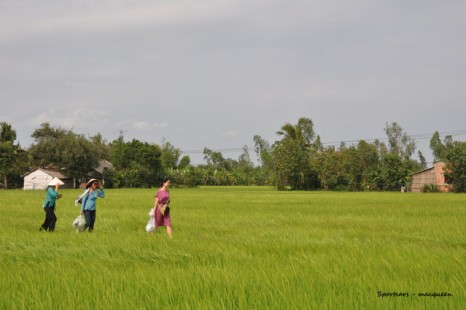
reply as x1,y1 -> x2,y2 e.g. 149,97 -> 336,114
153,178 -> 172,238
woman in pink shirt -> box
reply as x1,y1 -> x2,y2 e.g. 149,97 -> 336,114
153,178 -> 172,238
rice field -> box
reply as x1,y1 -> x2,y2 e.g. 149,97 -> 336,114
0,187 -> 464,309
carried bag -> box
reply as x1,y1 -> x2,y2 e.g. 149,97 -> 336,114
73,215 -> 86,231
74,189 -> 89,206
145,217 -> 155,233
159,204 -> 167,216
159,199 -> 170,216
145,209 -> 156,232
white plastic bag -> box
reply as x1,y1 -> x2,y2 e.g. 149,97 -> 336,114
145,217 -> 155,232
145,209 -> 155,233
73,215 -> 86,231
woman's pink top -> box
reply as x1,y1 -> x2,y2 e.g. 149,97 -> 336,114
154,189 -> 171,227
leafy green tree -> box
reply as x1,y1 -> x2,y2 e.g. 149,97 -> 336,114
378,153 -> 409,191
272,117 -> 318,190
418,151 -> 427,168
110,135 -> 162,187
429,131 -> 455,163
29,123 -> 99,187
233,145 -> 255,185
445,142 -> 466,192
90,133 -> 110,161
29,123 -> 66,167
160,141 -> 181,171
178,155 -> 191,170
238,145 -> 252,167
166,166 -> 200,187
253,135 -> 270,166
341,141 -> 380,191
380,123 -> 422,190
60,134 -> 99,183
211,169 -> 237,185
384,122 -> 416,160
203,147 -> 230,170
197,165 -> 211,186
0,122 -> 26,189
253,135 -> 273,185
430,131 -> 444,162
373,139 -> 388,158
313,146 -> 343,190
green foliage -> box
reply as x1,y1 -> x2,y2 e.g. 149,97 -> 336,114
1,189 -> 464,308
420,184 -> 440,193
90,133 -> 111,161
203,147 -> 229,170
272,117 -> 318,190
429,132 -> 457,164
110,135 -> 162,188
347,141 -> 381,191
60,134 -> 99,181
418,151 -> 427,168
0,122 -> 27,189
28,123 -> 100,184
166,167 -> 201,187
2,119 -> 463,192
429,133 -> 465,193
378,154 -> 408,191
253,135 -> 270,166
384,122 -> 416,160
160,141 -> 181,171
253,135 -> 273,184
313,146 -> 343,190
177,155 -> 191,170
430,131 -> 446,162
445,141 -> 466,192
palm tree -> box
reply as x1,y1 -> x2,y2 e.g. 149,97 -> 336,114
276,117 -> 315,147
273,117 -> 317,190
276,122 -> 298,140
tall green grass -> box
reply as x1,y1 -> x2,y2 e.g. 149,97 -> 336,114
0,187 -> 464,309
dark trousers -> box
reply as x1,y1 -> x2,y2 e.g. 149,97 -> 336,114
41,206 -> 57,232
84,210 -> 96,231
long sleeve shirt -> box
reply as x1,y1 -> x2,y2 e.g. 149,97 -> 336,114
81,189 -> 105,211
43,187 -> 59,208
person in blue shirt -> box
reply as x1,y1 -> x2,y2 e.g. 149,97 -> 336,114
80,179 -> 105,232
40,179 -> 63,232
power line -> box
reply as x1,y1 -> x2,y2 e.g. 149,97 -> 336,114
179,129 -> 466,154
3,129 -> 465,157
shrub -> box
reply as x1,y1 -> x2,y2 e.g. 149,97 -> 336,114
421,183 -> 440,193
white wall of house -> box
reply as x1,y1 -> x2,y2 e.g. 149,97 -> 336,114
23,170 -> 54,190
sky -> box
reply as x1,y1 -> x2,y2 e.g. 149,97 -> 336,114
1,0 -> 465,165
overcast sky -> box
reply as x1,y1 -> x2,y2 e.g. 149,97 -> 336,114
1,0 -> 465,164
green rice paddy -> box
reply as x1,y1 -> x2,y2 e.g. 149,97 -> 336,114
0,187 -> 464,309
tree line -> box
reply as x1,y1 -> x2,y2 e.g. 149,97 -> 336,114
1,119 -> 465,192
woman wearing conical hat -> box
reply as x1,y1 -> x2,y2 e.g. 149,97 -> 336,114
80,179 -> 105,232
39,178 -> 63,232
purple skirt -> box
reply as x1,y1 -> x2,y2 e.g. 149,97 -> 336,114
154,204 -> 171,227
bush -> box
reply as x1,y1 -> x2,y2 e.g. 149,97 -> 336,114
421,184 -> 440,193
